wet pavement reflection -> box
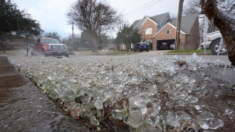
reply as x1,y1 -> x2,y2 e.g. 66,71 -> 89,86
0,56 -> 89,132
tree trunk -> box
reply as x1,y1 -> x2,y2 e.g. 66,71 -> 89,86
89,32 -> 99,53
88,34 -> 94,52
0,35 -> 6,53
26,36 -> 29,56
0,41 -> 5,53
94,39 -> 98,53
200,0 -> 235,66
91,36 -> 98,53
126,44 -> 131,52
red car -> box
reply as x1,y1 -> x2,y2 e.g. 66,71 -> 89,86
31,38 -> 69,57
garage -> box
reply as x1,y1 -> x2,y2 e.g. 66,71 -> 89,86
157,39 -> 176,50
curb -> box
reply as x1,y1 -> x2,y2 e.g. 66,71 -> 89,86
165,53 -> 212,55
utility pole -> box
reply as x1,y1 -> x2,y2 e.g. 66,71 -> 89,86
71,21 -> 74,54
175,0 -> 184,50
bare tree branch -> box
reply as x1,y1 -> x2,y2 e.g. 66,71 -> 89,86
67,0 -> 120,52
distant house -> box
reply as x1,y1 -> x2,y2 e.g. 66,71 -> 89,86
106,39 -> 118,50
0,34 -> 35,50
106,43 -> 118,50
131,13 -> 200,50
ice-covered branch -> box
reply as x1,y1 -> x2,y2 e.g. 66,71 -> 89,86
200,0 -> 235,66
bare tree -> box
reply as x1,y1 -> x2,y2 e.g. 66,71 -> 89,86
44,32 -> 61,41
67,0 -> 120,53
200,0 -> 235,66
183,0 -> 218,33
184,0 -> 235,34
183,0 -> 201,15
218,0 -> 235,14
184,0 -> 235,14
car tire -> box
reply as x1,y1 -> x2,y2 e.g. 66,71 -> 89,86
65,54 -> 69,57
147,49 -> 149,52
210,39 -> 227,55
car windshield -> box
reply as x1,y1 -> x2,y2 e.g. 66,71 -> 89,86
41,39 -> 59,44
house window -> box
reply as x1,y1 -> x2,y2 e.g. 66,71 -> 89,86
145,28 -> 152,35
166,29 -> 170,35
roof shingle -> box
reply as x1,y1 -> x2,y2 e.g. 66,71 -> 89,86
131,13 -> 198,35
168,14 -> 198,34
150,12 -> 169,25
131,12 -> 169,27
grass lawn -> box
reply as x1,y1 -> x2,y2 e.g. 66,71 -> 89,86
167,49 -> 211,54
0,49 -> 26,56
0,49 -> 136,56
75,50 -> 136,56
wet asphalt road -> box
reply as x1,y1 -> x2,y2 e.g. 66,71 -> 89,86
0,56 -> 90,132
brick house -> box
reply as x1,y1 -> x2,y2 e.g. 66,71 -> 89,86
131,13 -> 200,50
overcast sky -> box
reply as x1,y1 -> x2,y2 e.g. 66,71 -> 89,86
12,0 -> 188,38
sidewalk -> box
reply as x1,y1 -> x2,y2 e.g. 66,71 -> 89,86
0,56 -> 89,132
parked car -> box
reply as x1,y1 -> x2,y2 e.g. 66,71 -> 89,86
31,38 -> 69,57
200,31 -> 227,55
133,42 -> 149,52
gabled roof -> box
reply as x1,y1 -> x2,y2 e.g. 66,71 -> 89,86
131,12 -> 169,28
169,14 -> 198,34
152,14 -> 198,38
152,22 -> 186,38
133,16 -> 158,28
150,12 -> 169,25
131,20 -> 140,27
131,13 -> 198,38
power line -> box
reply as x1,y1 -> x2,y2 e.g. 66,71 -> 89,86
123,0 -> 163,17
123,0 -> 157,16
123,0 -> 161,16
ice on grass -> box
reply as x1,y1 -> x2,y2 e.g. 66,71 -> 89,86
95,100 -> 103,109
199,118 -> 224,130
128,108 -> 143,128
8,54 -> 231,131
187,95 -> 198,104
